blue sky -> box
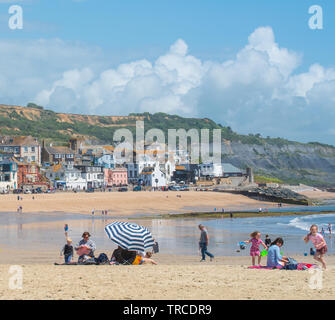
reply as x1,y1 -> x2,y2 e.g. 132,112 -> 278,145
0,0 -> 335,144
4,0 -> 335,67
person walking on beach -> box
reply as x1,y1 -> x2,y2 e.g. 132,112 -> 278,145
304,224 -> 327,269
198,224 -> 214,262
328,223 -> 332,235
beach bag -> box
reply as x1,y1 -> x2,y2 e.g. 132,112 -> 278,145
97,253 -> 109,265
282,257 -> 298,270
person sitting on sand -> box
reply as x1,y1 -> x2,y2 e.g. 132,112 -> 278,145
304,224 -> 327,269
244,231 -> 268,266
75,232 -> 96,262
111,247 -> 157,265
60,236 -> 74,264
267,238 -> 288,268
112,246 -> 135,264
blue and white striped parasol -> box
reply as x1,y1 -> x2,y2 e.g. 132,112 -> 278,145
105,221 -> 155,252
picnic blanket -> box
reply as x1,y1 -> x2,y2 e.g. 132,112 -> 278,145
248,263 -> 316,270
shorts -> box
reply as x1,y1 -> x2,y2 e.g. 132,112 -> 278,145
250,248 -> 260,257
132,255 -> 143,265
316,245 -> 328,255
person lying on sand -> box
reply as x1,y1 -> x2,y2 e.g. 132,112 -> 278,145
142,252 -> 158,265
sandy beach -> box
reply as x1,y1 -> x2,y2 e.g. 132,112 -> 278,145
0,255 -> 334,300
0,191 -> 283,216
0,189 -> 334,300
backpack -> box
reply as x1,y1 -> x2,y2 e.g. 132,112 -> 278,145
282,257 -> 298,270
153,242 -> 159,253
97,253 -> 110,265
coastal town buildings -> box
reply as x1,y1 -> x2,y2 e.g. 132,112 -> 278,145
140,166 -> 167,188
0,159 -> 17,192
45,164 -> 87,190
104,167 -> 128,187
74,164 -> 104,189
42,142 -> 75,165
15,160 -> 41,188
95,153 -> 115,169
0,136 -> 41,165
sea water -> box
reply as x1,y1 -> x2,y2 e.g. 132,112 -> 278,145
0,211 -> 334,257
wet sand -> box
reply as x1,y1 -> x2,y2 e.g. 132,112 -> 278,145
0,255 -> 334,300
0,191 -> 279,216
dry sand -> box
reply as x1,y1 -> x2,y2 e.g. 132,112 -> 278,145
0,255 -> 334,300
0,191 -> 279,216
298,190 -> 335,201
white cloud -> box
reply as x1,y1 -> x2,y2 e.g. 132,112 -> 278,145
0,26 -> 335,143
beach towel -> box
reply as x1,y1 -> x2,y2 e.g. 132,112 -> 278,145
248,263 -> 316,270
248,265 -> 282,270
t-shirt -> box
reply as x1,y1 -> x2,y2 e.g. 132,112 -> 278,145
267,245 -> 282,268
250,238 -> 264,250
75,239 -> 96,257
307,233 -> 326,249
265,238 -> 271,246
61,244 -> 73,256
200,229 -> 208,244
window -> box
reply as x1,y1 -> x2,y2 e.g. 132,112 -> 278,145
31,147 -> 35,152
24,147 -> 28,153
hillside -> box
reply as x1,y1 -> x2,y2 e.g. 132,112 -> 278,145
1,103 -> 335,187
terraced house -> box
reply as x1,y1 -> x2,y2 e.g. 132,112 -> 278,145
41,142 -> 75,165
0,159 -> 17,192
0,136 -> 41,165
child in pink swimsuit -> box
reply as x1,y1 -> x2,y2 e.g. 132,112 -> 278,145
304,224 -> 327,269
244,231 -> 268,266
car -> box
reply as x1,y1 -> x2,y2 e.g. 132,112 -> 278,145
24,189 -> 32,194
85,188 -> 95,193
118,187 -> 128,192
169,186 -> 181,191
13,189 -> 23,194
133,186 -> 142,191
32,187 -> 43,194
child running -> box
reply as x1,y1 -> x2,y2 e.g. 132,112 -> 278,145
304,224 -> 327,269
244,231 -> 268,266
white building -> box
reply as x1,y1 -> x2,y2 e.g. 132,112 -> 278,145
200,162 -> 244,178
74,165 -> 104,189
0,160 -> 17,192
140,166 -> 167,188
126,154 -> 157,183
199,163 -> 224,177
46,164 -> 87,190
